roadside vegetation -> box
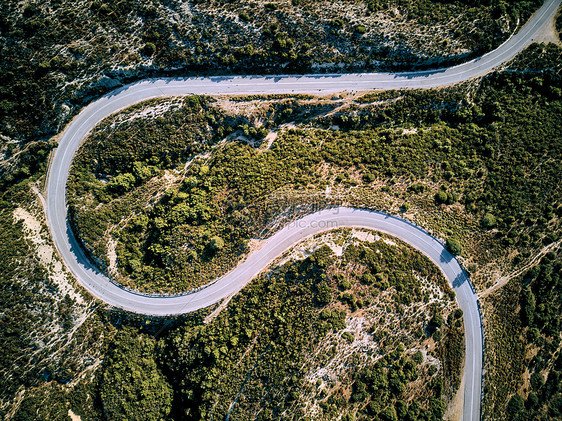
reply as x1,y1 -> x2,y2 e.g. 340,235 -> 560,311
483,251 -> 561,420
65,42 -> 562,420
0,199 -> 464,420
0,182 -> 106,420
70,46 -> 561,295
158,234 -> 462,420
0,0 -> 559,406
0,0 -> 543,189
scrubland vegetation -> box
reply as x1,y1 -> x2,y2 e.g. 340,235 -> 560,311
0,0 -> 559,414
0,0 -> 542,188
483,251 -> 561,420
0,191 -> 465,420
0,183 -> 106,420
157,236 -> 462,420
69,46 -> 561,295
11,233 -> 460,420
63,42 -> 562,420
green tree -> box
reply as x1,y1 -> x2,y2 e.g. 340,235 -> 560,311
446,237 -> 462,255
521,288 -> 536,326
481,212 -> 497,229
430,312 -> 444,328
380,404 -> 398,421
429,397 -> 446,418
108,172 -> 135,194
209,235 -> 225,251
316,280 -> 332,304
355,25 -> 367,34
132,161 -> 157,183
100,329 -> 172,421
309,245 -> 334,268
506,394 -> 525,420
363,172 -> 376,182
435,190 -> 448,204
142,42 -> 156,56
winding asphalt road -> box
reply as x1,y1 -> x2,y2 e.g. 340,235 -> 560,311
44,1 -> 559,420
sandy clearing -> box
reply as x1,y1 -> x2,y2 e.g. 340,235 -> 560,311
68,409 -> 82,421
13,207 -> 85,304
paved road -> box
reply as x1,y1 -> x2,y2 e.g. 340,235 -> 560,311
44,1 -> 559,420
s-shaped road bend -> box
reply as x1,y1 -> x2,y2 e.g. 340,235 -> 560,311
44,1 -> 559,420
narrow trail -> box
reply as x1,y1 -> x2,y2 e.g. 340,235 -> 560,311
480,238 -> 562,298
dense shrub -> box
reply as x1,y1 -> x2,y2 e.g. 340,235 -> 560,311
446,237 -> 462,255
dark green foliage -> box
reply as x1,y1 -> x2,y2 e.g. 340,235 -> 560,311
506,394 -> 525,419
0,141 -> 53,191
380,405 -> 398,421
435,190 -> 448,204
355,25 -> 367,34
351,350 -> 446,421
70,58 -> 562,295
8,43 -> 559,420
408,183 -> 427,193
160,256 -> 334,419
481,212 -> 497,229
0,196 -> 54,417
435,188 -> 457,205
515,255 -> 562,419
437,324 -> 464,396
508,42 -> 562,72
208,235 -> 225,251
0,185 -> 108,419
0,0 -> 545,191
522,259 -> 561,335
430,312 -> 444,329
67,98 -> 244,292
142,42 -> 156,56
520,288 -> 536,326
429,397 -> 447,419
151,235 -> 457,420
107,172 -> 135,194
99,328 -> 173,420
13,388 -> 69,421
362,172 -> 376,183
69,96 -> 216,181
338,278 -> 352,290
320,308 -> 346,331
486,248 -> 562,419
316,280 -> 333,305
366,0 -> 539,26
446,237 -> 462,255
321,68 -> 561,254
309,245 -> 335,268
